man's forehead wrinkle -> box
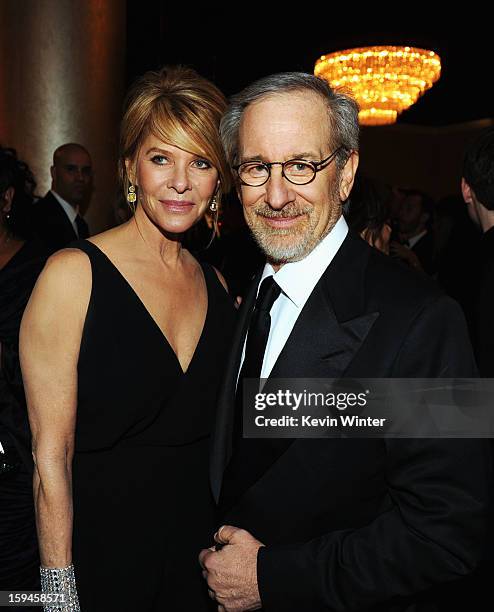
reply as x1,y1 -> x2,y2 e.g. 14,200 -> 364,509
239,95 -> 329,163
240,91 -> 329,128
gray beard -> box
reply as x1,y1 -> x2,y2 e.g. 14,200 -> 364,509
249,224 -> 318,264
247,194 -> 342,264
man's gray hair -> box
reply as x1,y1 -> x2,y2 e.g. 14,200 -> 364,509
220,72 -> 360,169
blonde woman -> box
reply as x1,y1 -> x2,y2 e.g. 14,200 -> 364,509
20,66 -> 236,611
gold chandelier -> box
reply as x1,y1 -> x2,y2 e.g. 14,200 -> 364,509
314,46 -> 441,125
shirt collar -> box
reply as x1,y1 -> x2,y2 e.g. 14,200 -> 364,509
408,229 -> 427,249
50,190 -> 79,223
260,215 -> 348,308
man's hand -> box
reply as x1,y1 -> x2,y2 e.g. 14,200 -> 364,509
199,525 -> 264,612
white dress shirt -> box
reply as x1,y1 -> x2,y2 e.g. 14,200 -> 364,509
50,190 -> 81,237
240,215 -> 349,380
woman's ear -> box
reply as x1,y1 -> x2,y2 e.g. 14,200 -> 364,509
125,158 -> 136,186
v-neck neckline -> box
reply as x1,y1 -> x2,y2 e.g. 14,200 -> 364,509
85,240 -> 210,376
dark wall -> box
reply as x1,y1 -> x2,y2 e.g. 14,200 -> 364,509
360,119 -> 494,199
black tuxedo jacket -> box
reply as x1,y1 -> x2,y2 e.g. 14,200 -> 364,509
32,191 -> 79,254
211,231 -> 491,612
411,230 -> 436,275
476,226 -> 494,376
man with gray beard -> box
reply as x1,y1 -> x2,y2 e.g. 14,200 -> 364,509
199,73 -> 490,612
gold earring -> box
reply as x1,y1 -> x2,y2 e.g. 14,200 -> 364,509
203,196 -> 219,249
127,184 -> 137,204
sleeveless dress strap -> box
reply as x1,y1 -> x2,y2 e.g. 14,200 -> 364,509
68,239 -> 102,260
200,261 -> 227,296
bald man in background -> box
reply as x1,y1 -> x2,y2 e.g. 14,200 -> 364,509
33,143 -> 93,253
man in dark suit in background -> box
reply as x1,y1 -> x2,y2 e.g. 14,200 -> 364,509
391,188 -> 436,275
33,143 -> 93,253
444,127 -> 494,612
461,128 -> 494,377
199,73 -> 490,612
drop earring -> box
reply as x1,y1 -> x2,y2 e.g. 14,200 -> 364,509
127,184 -> 137,204
127,184 -> 137,214
202,195 -> 219,249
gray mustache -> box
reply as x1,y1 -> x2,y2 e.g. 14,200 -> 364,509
254,206 -> 311,219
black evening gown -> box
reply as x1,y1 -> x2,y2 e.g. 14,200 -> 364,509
70,240 -> 236,611
0,240 -> 47,596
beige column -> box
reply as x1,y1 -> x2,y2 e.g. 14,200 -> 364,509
0,0 -> 126,233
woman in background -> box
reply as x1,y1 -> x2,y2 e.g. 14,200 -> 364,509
20,66 -> 236,611
0,147 -> 46,595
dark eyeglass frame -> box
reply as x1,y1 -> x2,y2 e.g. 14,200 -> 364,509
233,146 -> 345,187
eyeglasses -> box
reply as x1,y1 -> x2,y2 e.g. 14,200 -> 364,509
233,147 -> 344,187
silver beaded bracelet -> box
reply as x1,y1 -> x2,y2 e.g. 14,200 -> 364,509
40,564 -> 81,612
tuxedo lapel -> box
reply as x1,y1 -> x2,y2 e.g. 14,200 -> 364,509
247,241 -> 379,484
269,284 -> 374,380
271,232 -> 379,379
210,270 -> 262,503
217,232 -> 380,508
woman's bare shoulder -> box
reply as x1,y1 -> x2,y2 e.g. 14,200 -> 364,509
21,248 -> 92,351
30,248 -> 92,311
41,247 -> 91,281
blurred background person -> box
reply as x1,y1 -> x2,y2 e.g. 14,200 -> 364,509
461,128 -> 494,376
32,143 -> 93,253
20,66 -> 236,611
0,146 -> 47,595
345,172 -> 392,254
435,194 -> 481,340
390,188 -> 436,275
437,126 -> 494,612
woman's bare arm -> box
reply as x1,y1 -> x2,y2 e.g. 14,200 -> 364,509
20,249 -> 91,567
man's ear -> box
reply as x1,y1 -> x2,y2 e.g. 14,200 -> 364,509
339,151 -> 359,202
1,186 -> 15,213
50,165 -> 56,184
461,177 -> 474,204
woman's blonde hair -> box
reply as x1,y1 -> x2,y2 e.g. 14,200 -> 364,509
119,65 -> 231,218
